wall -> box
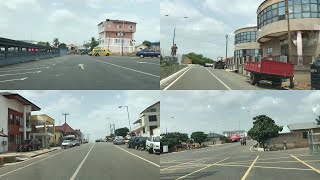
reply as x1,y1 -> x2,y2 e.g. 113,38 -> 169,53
140,102 -> 160,137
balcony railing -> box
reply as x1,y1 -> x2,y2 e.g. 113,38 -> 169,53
19,127 -> 31,132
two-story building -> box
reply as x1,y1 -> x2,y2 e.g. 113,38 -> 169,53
30,114 -> 55,148
98,19 -> 137,54
0,92 -> 40,152
132,101 -> 160,137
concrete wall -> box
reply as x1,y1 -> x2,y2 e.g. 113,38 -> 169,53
235,42 -> 261,51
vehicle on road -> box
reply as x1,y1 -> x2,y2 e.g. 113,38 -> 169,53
229,134 -> 241,142
62,140 -> 73,149
17,139 -> 41,152
80,49 -> 91,55
127,137 -> 136,148
136,49 -> 160,58
95,139 -> 102,142
215,60 -> 225,69
245,58 -> 295,88
311,58 -> 320,90
146,136 -> 160,154
113,136 -> 125,145
88,48 -> 112,56
204,63 -> 214,67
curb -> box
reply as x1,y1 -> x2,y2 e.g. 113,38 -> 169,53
30,148 -> 58,158
160,66 -> 190,87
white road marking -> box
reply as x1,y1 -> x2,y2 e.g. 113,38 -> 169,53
0,148 -> 70,178
0,77 -> 28,83
205,68 -> 232,90
0,67 -> 49,73
69,144 -> 95,180
0,71 -> 41,77
177,157 -> 229,179
136,62 -> 159,65
163,67 -> 191,90
114,145 -> 160,167
78,64 -> 85,70
90,58 -> 160,78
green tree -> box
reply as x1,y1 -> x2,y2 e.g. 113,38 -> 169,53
37,41 -> 50,47
83,42 -> 90,49
248,115 -> 283,151
316,115 -> 320,125
160,132 -> 188,151
115,127 -> 129,137
58,43 -> 67,49
142,40 -> 152,49
90,37 -> 99,51
53,38 -> 60,48
191,131 -> 207,146
186,52 -> 213,66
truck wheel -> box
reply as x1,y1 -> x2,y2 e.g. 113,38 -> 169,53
289,77 -> 294,88
250,73 -> 257,85
148,148 -> 153,154
271,80 -> 282,87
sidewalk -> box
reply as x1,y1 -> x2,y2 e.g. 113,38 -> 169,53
0,147 -> 60,164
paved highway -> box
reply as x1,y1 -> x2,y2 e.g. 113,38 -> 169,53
0,55 -> 160,90
160,140 -> 320,180
162,66 -> 287,90
0,143 -> 159,180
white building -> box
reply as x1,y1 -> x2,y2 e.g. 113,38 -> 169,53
132,101 -> 160,137
0,92 -> 40,152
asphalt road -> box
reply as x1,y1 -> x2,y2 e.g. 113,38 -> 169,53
162,66 -> 286,90
160,140 -> 320,180
0,55 -> 160,90
0,143 -> 159,180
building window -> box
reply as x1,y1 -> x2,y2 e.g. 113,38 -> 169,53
9,134 -> 14,144
9,114 -> 14,124
234,31 -> 257,45
267,48 -> 273,55
128,25 -> 133,30
117,25 -> 123,29
303,132 -> 308,139
143,127 -> 145,134
147,108 -> 157,112
148,115 -> 157,122
115,39 -> 121,43
16,116 -> 20,126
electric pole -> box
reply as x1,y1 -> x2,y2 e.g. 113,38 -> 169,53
225,34 -> 228,60
113,123 -> 116,137
62,112 -> 69,135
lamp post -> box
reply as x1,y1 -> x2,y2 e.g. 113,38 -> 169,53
164,15 -> 188,50
225,34 -> 228,60
166,117 -> 174,135
119,106 -> 131,131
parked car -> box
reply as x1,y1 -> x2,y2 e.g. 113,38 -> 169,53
73,139 -> 80,146
80,49 -> 91,55
113,137 -> 125,145
136,49 -> 160,58
146,136 -> 160,154
311,59 -> 320,90
127,137 -> 137,148
17,139 -> 41,152
133,137 -> 148,150
62,140 -> 73,149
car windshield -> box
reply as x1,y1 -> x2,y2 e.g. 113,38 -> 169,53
63,140 -> 70,143
153,136 -> 160,142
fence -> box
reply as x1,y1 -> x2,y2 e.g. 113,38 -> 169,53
308,130 -> 320,154
0,37 -> 61,66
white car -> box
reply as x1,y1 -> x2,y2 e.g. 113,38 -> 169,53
146,136 -> 160,154
61,140 -> 72,149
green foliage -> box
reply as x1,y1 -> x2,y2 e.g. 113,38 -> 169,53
58,43 -> 67,49
53,38 -> 60,48
83,42 -> 90,49
37,42 -> 51,47
248,115 -> 283,149
160,132 -> 188,150
186,52 -> 213,66
90,37 -> 99,51
142,40 -> 152,49
316,115 -> 320,125
191,131 -> 207,145
115,127 -> 129,137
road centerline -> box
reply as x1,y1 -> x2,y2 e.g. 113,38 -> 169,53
205,68 -> 232,90
69,143 -> 95,180
290,154 -> 320,174
241,156 -> 259,180
113,145 -> 160,167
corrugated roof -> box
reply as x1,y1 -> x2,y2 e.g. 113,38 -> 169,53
55,123 -> 75,133
288,122 -> 319,131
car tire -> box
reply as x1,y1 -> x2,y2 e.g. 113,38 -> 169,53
28,147 -> 32,151
157,55 -> 160,58
148,148 -> 153,154
106,53 -> 109,56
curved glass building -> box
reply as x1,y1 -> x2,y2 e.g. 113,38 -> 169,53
234,26 -> 261,59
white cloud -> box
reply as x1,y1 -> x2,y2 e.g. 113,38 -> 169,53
0,0 -> 41,12
48,9 -> 75,23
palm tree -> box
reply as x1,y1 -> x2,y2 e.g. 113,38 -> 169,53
53,38 -> 60,48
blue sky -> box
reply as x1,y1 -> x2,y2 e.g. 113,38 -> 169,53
6,90 -> 159,141
0,0 -> 159,46
161,91 -> 320,136
160,0 -> 265,59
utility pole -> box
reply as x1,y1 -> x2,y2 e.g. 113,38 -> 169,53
122,20 -> 124,56
225,34 -> 228,60
173,25 -> 176,48
62,112 -> 69,135
113,123 -> 116,137
109,123 -> 112,136
285,0 -> 291,63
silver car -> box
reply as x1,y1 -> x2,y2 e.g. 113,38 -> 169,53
113,137 -> 125,145
62,140 -> 72,149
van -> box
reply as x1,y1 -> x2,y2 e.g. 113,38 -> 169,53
88,48 -> 112,56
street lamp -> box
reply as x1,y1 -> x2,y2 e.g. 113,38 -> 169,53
164,15 -> 188,48
167,117 -> 174,134
119,106 -> 131,131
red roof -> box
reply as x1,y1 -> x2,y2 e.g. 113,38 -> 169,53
55,123 -> 74,133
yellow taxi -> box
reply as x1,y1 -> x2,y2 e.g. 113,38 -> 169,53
88,48 -> 112,56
